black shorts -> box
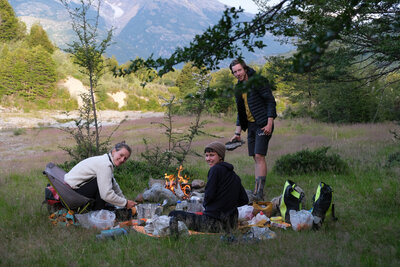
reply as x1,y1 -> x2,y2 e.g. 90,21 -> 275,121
247,122 -> 273,156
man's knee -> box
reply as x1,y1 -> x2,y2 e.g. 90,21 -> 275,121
254,154 -> 266,163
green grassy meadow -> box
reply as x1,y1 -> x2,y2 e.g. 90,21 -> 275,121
0,117 -> 399,266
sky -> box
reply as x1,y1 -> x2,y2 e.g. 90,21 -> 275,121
218,0 -> 282,14
218,0 -> 260,14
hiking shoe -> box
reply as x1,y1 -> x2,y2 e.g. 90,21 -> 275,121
225,140 -> 245,151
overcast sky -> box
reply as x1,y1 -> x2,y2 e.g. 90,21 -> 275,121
218,0 -> 259,13
218,0 -> 281,14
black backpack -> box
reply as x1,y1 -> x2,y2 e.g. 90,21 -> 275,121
279,180 -> 305,223
311,182 -> 337,229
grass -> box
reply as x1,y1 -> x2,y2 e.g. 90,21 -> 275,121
0,117 -> 399,266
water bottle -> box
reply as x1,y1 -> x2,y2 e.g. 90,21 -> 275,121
181,200 -> 188,211
175,200 -> 183,211
254,212 -> 269,224
96,227 -> 128,240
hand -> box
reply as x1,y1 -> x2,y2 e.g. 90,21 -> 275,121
230,134 -> 241,142
261,123 -> 273,136
125,200 -> 137,209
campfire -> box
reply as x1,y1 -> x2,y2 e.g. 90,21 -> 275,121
164,165 -> 191,199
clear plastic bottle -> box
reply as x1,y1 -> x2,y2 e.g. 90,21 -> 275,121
175,200 -> 183,211
254,211 -> 269,224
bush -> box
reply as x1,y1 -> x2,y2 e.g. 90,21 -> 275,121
13,128 -> 26,136
386,151 -> 400,168
273,146 -> 349,176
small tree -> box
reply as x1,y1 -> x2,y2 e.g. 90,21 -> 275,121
142,72 -> 218,168
60,93 -> 122,162
60,0 -> 113,156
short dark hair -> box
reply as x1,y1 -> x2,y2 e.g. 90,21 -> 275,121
229,58 -> 248,74
114,141 -> 131,155
204,147 -> 215,154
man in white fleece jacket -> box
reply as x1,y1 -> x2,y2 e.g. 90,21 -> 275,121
64,142 -> 136,210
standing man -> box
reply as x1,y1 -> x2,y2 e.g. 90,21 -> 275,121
229,58 -> 277,201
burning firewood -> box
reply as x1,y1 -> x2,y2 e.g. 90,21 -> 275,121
164,165 -> 191,200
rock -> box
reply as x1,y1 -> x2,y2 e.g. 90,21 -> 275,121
190,191 -> 204,199
148,178 -> 165,188
191,179 -> 205,189
135,193 -> 144,203
192,187 -> 205,193
143,183 -> 178,206
246,189 -> 256,203
270,195 -> 281,215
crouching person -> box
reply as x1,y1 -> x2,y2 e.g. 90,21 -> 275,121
169,141 -> 249,235
64,141 -> 137,210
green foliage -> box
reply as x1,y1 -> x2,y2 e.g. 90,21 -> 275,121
0,44 -> 56,100
386,152 -> 400,168
0,0 -> 26,42
208,68 -> 236,114
176,63 -> 200,98
314,81 -> 375,123
118,1 -> 399,91
60,0 -> 114,152
273,146 -> 349,176
25,23 -> 55,54
12,128 -> 25,136
141,76 -> 215,168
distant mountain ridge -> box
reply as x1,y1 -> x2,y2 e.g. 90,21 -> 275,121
9,0 -> 293,65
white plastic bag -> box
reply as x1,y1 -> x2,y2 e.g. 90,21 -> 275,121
245,226 -> 277,240
76,210 -> 116,230
289,210 -> 313,231
238,205 -> 254,221
144,215 -> 188,237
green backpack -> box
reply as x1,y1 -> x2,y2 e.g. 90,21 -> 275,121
311,182 -> 338,229
279,180 -> 305,223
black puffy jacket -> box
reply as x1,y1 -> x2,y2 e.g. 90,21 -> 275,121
235,67 -> 277,131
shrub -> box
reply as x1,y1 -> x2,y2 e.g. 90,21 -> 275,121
12,128 -> 25,136
273,146 -> 349,176
386,151 -> 400,168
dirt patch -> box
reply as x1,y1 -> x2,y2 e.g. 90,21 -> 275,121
0,108 -> 163,130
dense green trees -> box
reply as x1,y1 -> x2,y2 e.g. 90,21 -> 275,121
0,45 -> 56,100
0,0 -> 25,41
25,23 -> 55,53
0,1 -> 57,104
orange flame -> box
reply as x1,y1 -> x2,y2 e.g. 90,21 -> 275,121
164,165 -> 191,199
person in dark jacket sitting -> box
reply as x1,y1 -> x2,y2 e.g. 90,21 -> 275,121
169,141 -> 249,234
229,58 -> 277,201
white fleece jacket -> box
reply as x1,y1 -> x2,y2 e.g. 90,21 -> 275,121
64,153 -> 127,207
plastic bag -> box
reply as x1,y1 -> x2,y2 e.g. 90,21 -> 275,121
242,226 -> 277,241
76,210 -> 116,230
289,210 -> 313,231
144,215 -> 188,237
238,205 -> 254,221
137,203 -> 162,220
248,212 -> 269,226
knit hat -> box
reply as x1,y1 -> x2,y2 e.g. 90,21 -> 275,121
205,141 -> 226,160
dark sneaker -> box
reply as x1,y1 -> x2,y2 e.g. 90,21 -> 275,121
225,140 -> 245,151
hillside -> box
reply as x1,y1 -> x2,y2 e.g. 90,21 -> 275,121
9,0 -> 293,64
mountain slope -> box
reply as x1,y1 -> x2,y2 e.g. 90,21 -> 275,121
9,0 -> 293,65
